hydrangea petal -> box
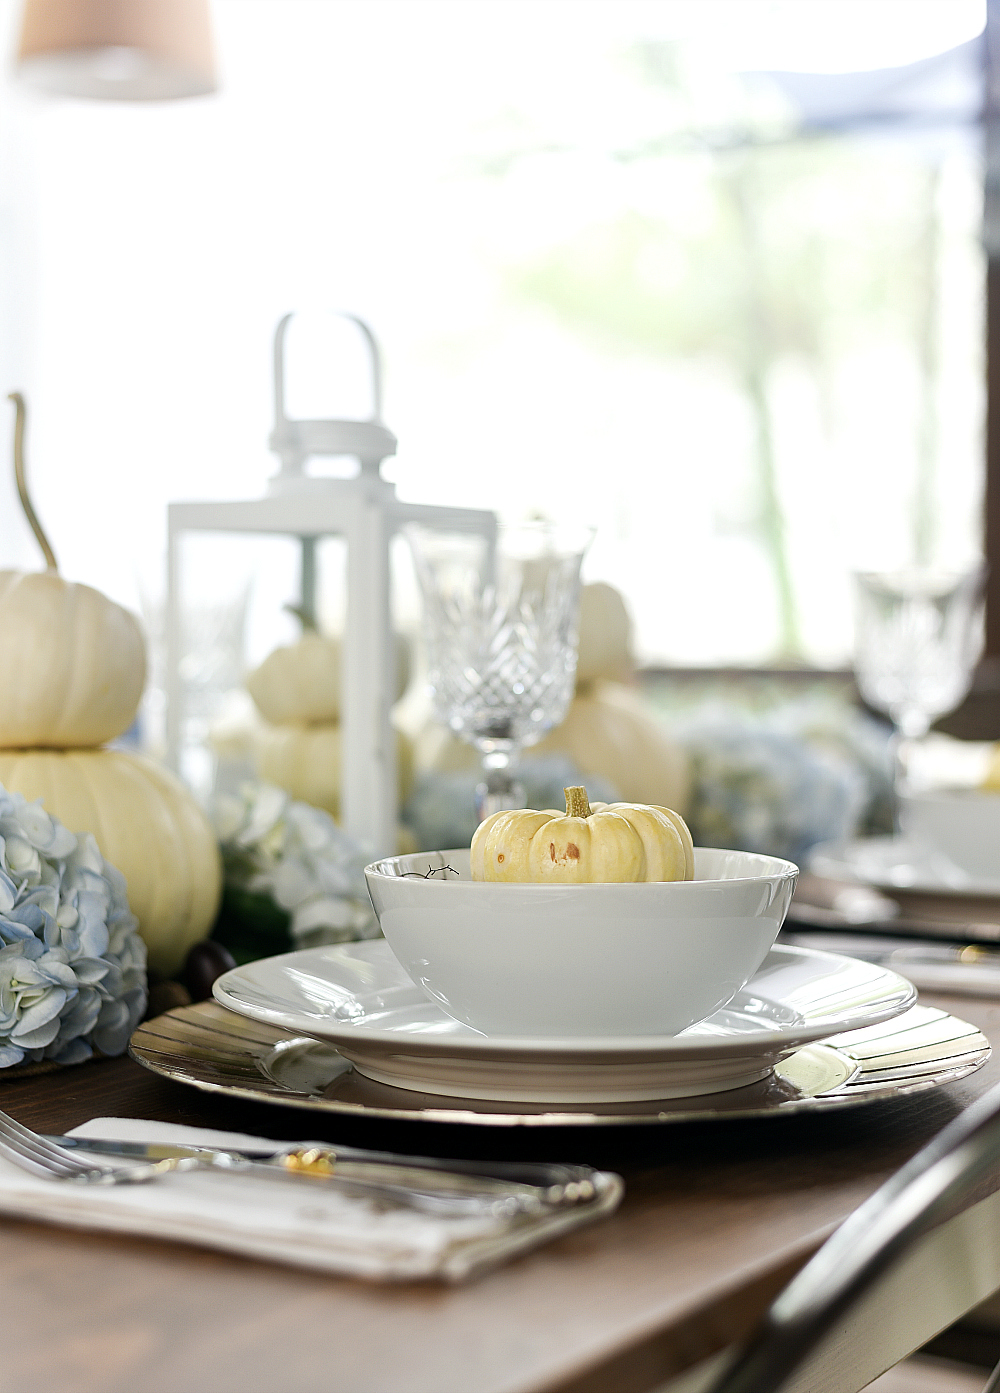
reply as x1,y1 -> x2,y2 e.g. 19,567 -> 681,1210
14,985 -> 68,1031
236,784 -> 288,847
96,963 -> 124,1000
12,1014 -> 63,1049
36,956 -> 79,991
52,1037 -> 93,1065
0,917 -> 39,946
5,836 -> 40,878
92,998 -> 130,1056
0,863 -> 15,914
14,800 -> 76,858
67,832 -> 105,877
71,957 -> 111,985
58,987 -> 102,1038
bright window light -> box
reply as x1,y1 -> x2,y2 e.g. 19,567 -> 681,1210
0,0 -> 986,676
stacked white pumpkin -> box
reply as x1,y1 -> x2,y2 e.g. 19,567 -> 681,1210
246,628 -> 414,823
0,400 -> 222,977
0,572 -> 223,976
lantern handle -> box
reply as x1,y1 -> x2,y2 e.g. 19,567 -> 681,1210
273,310 -> 383,425
269,310 -> 397,481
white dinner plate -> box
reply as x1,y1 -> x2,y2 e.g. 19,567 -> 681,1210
213,941 -> 917,1103
810,837 -> 1000,899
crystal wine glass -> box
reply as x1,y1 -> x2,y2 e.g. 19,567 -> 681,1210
852,565 -> 986,818
408,521 -> 592,820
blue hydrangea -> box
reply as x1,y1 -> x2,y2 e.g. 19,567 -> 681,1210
0,786 -> 147,1069
677,702 -> 871,864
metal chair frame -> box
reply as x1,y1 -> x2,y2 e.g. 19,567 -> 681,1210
705,1081 -> 1000,1393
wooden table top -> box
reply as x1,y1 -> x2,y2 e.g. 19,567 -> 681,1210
3,991 -> 1000,1393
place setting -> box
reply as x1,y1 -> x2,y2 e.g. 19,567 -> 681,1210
127,541 -> 992,1147
131,835 -> 989,1130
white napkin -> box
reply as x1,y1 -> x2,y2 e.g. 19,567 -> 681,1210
0,1117 -> 622,1282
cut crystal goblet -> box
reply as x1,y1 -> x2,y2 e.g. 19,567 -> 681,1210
409,521 -> 591,820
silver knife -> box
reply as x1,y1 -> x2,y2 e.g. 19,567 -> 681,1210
45,1136 -> 596,1215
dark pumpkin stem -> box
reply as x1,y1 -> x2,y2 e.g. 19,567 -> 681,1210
564,785 -> 592,819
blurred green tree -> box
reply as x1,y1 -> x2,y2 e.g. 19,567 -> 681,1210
492,41 -> 948,659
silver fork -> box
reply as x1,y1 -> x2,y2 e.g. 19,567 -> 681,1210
0,1107 -> 582,1218
0,1107 -> 176,1185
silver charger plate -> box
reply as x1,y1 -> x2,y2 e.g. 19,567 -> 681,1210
129,1000 -> 991,1128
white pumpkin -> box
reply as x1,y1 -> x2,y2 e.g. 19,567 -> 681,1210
0,747 -> 222,976
0,570 -> 146,748
246,632 -> 341,726
531,680 -> 690,812
255,721 -> 415,820
576,582 -> 634,689
247,631 -> 412,727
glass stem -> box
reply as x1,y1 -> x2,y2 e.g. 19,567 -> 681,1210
475,744 -> 526,822
888,730 -> 908,835
889,709 -> 931,834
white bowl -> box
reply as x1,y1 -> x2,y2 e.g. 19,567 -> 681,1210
364,847 -> 798,1038
899,789 -> 1000,885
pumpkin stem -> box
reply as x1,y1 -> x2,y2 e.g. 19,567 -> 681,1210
8,393 -> 59,574
564,785 -> 592,819
283,602 -> 318,633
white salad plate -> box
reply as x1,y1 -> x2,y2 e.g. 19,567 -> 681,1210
810,837 -> 1000,899
213,941 -> 917,1103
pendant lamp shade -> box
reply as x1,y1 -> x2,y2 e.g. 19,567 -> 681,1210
16,0 -> 216,101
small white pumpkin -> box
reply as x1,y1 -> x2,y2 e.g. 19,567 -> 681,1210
471,784 -> 694,883
0,570 -> 146,748
246,631 -> 342,727
0,394 -> 145,748
0,747 -> 223,976
255,721 -> 415,821
247,631 -> 412,728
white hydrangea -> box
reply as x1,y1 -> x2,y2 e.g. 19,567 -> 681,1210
211,784 -> 378,945
0,786 -> 147,1070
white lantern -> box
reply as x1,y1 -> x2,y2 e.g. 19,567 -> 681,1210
165,312 -> 494,855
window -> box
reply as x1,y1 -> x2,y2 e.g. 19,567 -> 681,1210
0,0 -> 987,682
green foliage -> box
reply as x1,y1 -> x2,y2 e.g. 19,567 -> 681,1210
211,884 -> 293,967
513,145 -> 936,375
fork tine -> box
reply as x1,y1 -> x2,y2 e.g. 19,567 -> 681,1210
0,1109 -> 83,1161
0,1106 -> 168,1185
0,1138 -> 80,1179
0,1128 -> 81,1176
0,1112 -> 87,1175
